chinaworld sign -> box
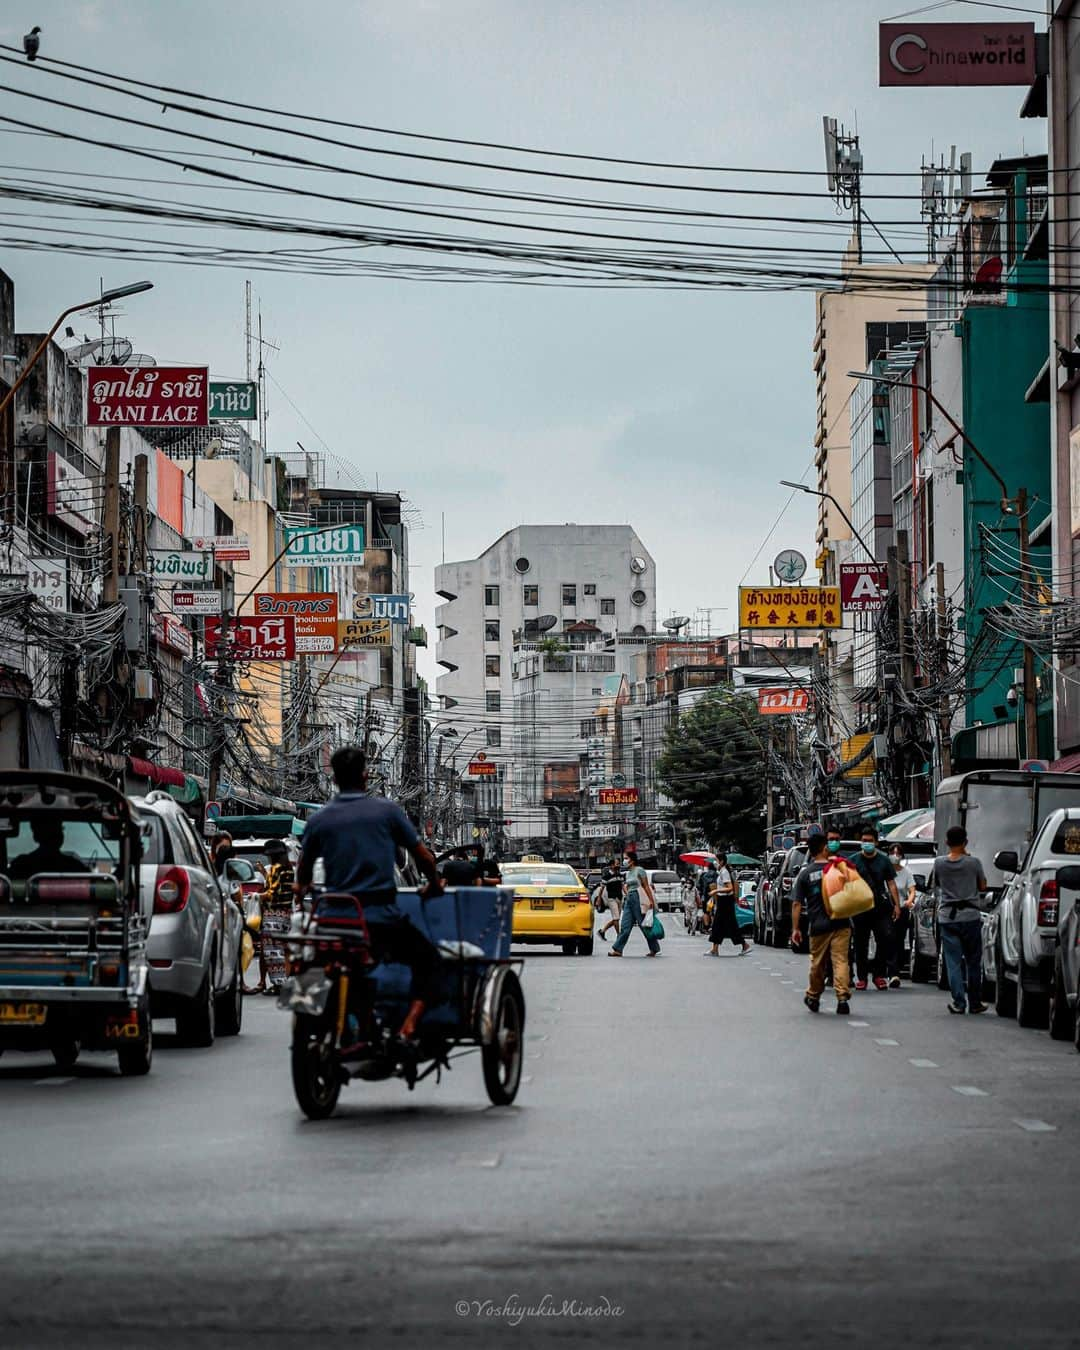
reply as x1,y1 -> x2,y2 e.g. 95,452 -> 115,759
86,367 -> 209,427
840,563 -> 888,614
879,22 -> 1035,87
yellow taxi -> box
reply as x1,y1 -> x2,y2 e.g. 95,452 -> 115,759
501,858 -> 595,956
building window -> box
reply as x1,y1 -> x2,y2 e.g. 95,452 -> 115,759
562,584 -> 576,606
485,619 -> 500,642
583,583 -> 596,596
486,691 -> 501,712
523,584 -> 538,606
486,727 -> 502,748
484,585 -> 500,606
485,655 -> 500,677
600,597 -> 616,615
581,717 -> 597,738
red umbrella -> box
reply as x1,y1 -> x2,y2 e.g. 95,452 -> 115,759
679,851 -> 717,867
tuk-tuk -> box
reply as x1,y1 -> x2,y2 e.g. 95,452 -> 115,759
0,771 -> 152,1075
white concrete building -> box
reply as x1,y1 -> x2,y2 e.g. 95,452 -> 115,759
434,525 -> 656,832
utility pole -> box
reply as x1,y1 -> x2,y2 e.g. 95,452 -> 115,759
102,427 -> 121,604
935,561 -> 953,779
207,575 -> 233,804
133,454 -> 148,574
1017,488 -> 1039,761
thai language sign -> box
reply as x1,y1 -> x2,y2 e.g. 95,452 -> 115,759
337,617 -> 392,648
738,586 -> 841,630
254,592 -> 338,653
151,550 -> 212,582
172,590 -> 221,614
47,451 -> 94,536
283,525 -> 365,568
757,687 -> 812,716
839,562 -> 888,613
204,615 -> 296,661
468,762 -> 498,777
86,366 -> 209,427
879,22 -> 1035,87
191,534 -> 250,562
209,381 -> 258,421
598,787 -> 639,806
580,823 -> 620,839
154,613 -> 194,659
27,556 -> 68,611
353,593 -> 411,623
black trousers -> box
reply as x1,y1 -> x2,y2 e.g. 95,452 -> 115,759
709,896 -> 744,947
853,906 -> 897,980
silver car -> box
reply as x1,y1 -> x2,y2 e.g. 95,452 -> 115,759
131,793 -> 245,1046
646,869 -> 681,912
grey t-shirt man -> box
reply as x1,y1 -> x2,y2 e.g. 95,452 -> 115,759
931,853 -> 987,924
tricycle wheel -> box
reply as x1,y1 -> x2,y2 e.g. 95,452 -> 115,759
291,1014 -> 341,1120
50,1037 -> 80,1070
482,974 -> 523,1106
117,1001 -> 153,1077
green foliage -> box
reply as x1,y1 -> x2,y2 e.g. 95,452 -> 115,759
655,690 -> 766,855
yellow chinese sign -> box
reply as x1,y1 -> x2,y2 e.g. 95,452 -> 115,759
738,586 -> 841,630
337,618 -> 392,648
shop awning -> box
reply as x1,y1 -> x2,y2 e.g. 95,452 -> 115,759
166,773 -> 203,805
128,756 -> 186,788
1050,751 -> 1080,775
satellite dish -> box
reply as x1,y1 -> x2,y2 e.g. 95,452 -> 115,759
629,556 -> 647,575
536,614 -> 558,633
125,354 -> 157,368
662,616 -> 691,631
100,337 -> 133,365
65,338 -> 104,365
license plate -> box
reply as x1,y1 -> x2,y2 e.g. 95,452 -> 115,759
0,1002 -> 46,1025
531,899 -> 554,910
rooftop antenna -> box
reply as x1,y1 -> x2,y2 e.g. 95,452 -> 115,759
823,115 -> 864,263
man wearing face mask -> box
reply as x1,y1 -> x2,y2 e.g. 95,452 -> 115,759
889,846 -> 917,981
852,824 -> 900,991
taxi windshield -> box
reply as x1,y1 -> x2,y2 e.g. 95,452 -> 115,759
501,865 -> 580,887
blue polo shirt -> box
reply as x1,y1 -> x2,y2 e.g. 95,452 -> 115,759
299,792 -> 419,895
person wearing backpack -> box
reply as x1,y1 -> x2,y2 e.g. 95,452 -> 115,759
791,828 -> 851,1014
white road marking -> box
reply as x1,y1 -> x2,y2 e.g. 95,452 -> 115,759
951,1085 -> 988,1097
521,1075 -> 534,1084
456,1154 -> 501,1168
1014,1118 -> 1057,1133
781,980 -> 794,986
770,973 -> 783,978
34,1078 -> 74,1087
848,1020 -> 870,1028
909,1058 -> 939,1069
874,1038 -> 900,1046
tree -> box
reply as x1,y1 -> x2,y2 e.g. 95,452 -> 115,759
655,690 -> 767,856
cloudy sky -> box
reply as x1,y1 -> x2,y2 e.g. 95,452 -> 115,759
1,1 -> 1039,677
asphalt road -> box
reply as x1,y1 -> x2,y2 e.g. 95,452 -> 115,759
3,919 -> 1080,1349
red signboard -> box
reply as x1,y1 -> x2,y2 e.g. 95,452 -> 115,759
86,366 -> 209,427
253,592 -> 338,654
758,687 -> 811,716
598,787 -> 639,806
840,563 -> 888,614
204,615 -> 295,661
468,762 -> 498,777
879,22 -> 1035,87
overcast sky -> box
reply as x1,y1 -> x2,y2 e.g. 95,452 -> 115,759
2,1 -> 1040,680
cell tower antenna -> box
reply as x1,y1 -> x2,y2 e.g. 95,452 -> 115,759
245,279 -> 252,382
822,115 -> 864,262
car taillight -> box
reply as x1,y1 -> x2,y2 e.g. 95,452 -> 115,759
575,892 -> 590,904
154,865 -> 190,914
782,878 -> 793,891
1038,880 -> 1058,927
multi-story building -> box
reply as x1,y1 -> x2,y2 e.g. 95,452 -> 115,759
435,524 -> 656,843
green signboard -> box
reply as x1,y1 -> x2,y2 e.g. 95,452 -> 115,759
283,524 -> 365,568
209,381 -> 258,421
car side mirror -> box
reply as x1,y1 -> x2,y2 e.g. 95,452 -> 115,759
1057,865 -> 1080,892
994,850 -> 1019,875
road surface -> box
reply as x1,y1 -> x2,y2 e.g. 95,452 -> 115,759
2,921 -> 1079,1347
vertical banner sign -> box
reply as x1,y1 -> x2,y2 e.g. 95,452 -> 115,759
283,525 -> 365,568
738,586 -> 841,629
879,23 -> 1035,87
839,563 -> 888,614
86,367 -> 209,426
253,593 -> 338,653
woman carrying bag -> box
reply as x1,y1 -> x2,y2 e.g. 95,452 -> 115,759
609,856 -> 662,957
706,851 -> 750,957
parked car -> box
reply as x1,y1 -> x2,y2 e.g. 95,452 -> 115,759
986,807 -> 1080,1028
1049,862 -> 1080,1047
764,845 -> 808,947
646,869 -> 681,912
754,850 -> 785,944
132,792 -> 246,1045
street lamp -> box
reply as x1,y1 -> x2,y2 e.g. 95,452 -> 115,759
0,280 -> 154,422
779,479 -> 875,561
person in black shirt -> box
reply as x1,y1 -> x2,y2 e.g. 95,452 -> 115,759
597,861 -> 624,942
852,824 -> 900,990
791,828 -> 851,1014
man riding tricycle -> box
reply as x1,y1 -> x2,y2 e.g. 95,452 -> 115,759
277,747 -> 525,1119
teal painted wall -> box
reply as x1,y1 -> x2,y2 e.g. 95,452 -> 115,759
961,244 -> 1050,742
